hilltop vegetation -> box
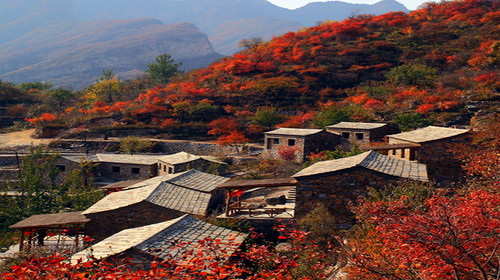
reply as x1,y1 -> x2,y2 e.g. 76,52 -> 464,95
17,0 -> 497,144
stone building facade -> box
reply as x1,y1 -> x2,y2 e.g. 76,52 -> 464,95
386,126 -> 470,184
326,122 -> 399,146
263,128 -> 339,163
157,152 -> 226,175
84,201 -> 182,242
56,154 -> 159,183
292,151 -> 428,225
72,215 -> 247,269
82,170 -> 229,241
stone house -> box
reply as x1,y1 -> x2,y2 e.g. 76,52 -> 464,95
71,215 -> 247,269
326,122 -> 399,146
82,169 -> 230,241
385,126 -> 470,183
292,151 -> 428,225
157,151 -> 227,175
263,128 -> 339,163
55,154 -> 159,182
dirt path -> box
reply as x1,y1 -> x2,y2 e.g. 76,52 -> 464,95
0,129 -> 51,148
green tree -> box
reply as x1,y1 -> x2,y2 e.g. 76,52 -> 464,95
386,64 -> 439,87
250,107 -> 284,131
0,146 -> 103,232
43,88 -> 75,113
17,82 -> 53,93
146,53 -> 182,84
238,37 -> 263,50
394,113 -> 433,131
119,136 -> 155,155
312,107 -> 352,128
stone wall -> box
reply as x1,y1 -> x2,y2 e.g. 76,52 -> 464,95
95,162 -> 157,180
84,202 -> 183,242
388,134 -> 469,184
295,167 -> 408,225
263,131 -> 339,163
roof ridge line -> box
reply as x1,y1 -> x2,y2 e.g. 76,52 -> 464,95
357,150 -> 374,168
136,215 -> 190,248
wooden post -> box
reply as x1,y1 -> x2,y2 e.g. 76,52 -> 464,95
225,191 -> 231,216
74,225 -> 80,252
19,231 -> 25,251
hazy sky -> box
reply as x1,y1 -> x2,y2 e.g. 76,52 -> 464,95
267,0 -> 434,11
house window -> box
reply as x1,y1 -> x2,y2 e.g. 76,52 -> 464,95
401,149 -> 405,158
55,165 -> 66,172
267,138 -> 280,148
341,132 -> 350,139
392,149 -> 397,155
131,167 -> 140,174
168,167 -> 173,174
158,164 -> 161,171
288,139 -> 296,146
356,133 -> 364,140
163,166 -> 166,172
112,166 -> 120,173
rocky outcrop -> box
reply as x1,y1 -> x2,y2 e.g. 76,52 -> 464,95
0,19 -> 222,89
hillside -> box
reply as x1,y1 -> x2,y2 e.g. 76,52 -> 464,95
0,20 -> 222,89
0,0 -> 408,88
0,0 -> 408,56
36,0 -> 498,140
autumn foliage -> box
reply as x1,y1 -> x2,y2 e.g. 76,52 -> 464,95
3,227 -> 333,280
24,0 -> 498,138
347,188 -> 500,280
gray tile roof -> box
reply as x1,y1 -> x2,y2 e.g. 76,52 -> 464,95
137,215 -> 246,260
293,151 -> 428,181
168,169 -> 229,192
265,128 -> 323,136
96,153 -> 160,165
148,182 -> 212,215
387,126 -> 469,143
158,151 -> 227,166
157,151 -> 201,165
71,215 -> 246,265
10,211 -> 89,229
61,155 -> 98,163
327,122 -> 387,130
83,170 -> 229,215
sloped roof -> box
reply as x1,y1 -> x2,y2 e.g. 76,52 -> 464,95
265,128 -> 323,136
10,211 -> 89,229
293,151 -> 428,181
71,215 -> 246,265
83,170 -> 229,215
60,155 -> 98,163
327,122 -> 387,130
387,126 -> 469,143
96,154 -> 160,165
158,151 -> 226,166
158,151 -> 201,165
100,179 -> 147,190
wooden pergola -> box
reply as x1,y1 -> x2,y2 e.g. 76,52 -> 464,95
9,211 -> 90,253
361,143 -> 421,160
216,178 -> 297,217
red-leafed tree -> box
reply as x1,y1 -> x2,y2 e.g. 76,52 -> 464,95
346,185 -> 500,280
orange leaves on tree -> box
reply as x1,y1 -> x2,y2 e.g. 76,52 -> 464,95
278,111 -> 316,128
216,132 -> 249,147
415,103 -> 435,114
26,113 -> 57,125
277,145 -> 299,161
